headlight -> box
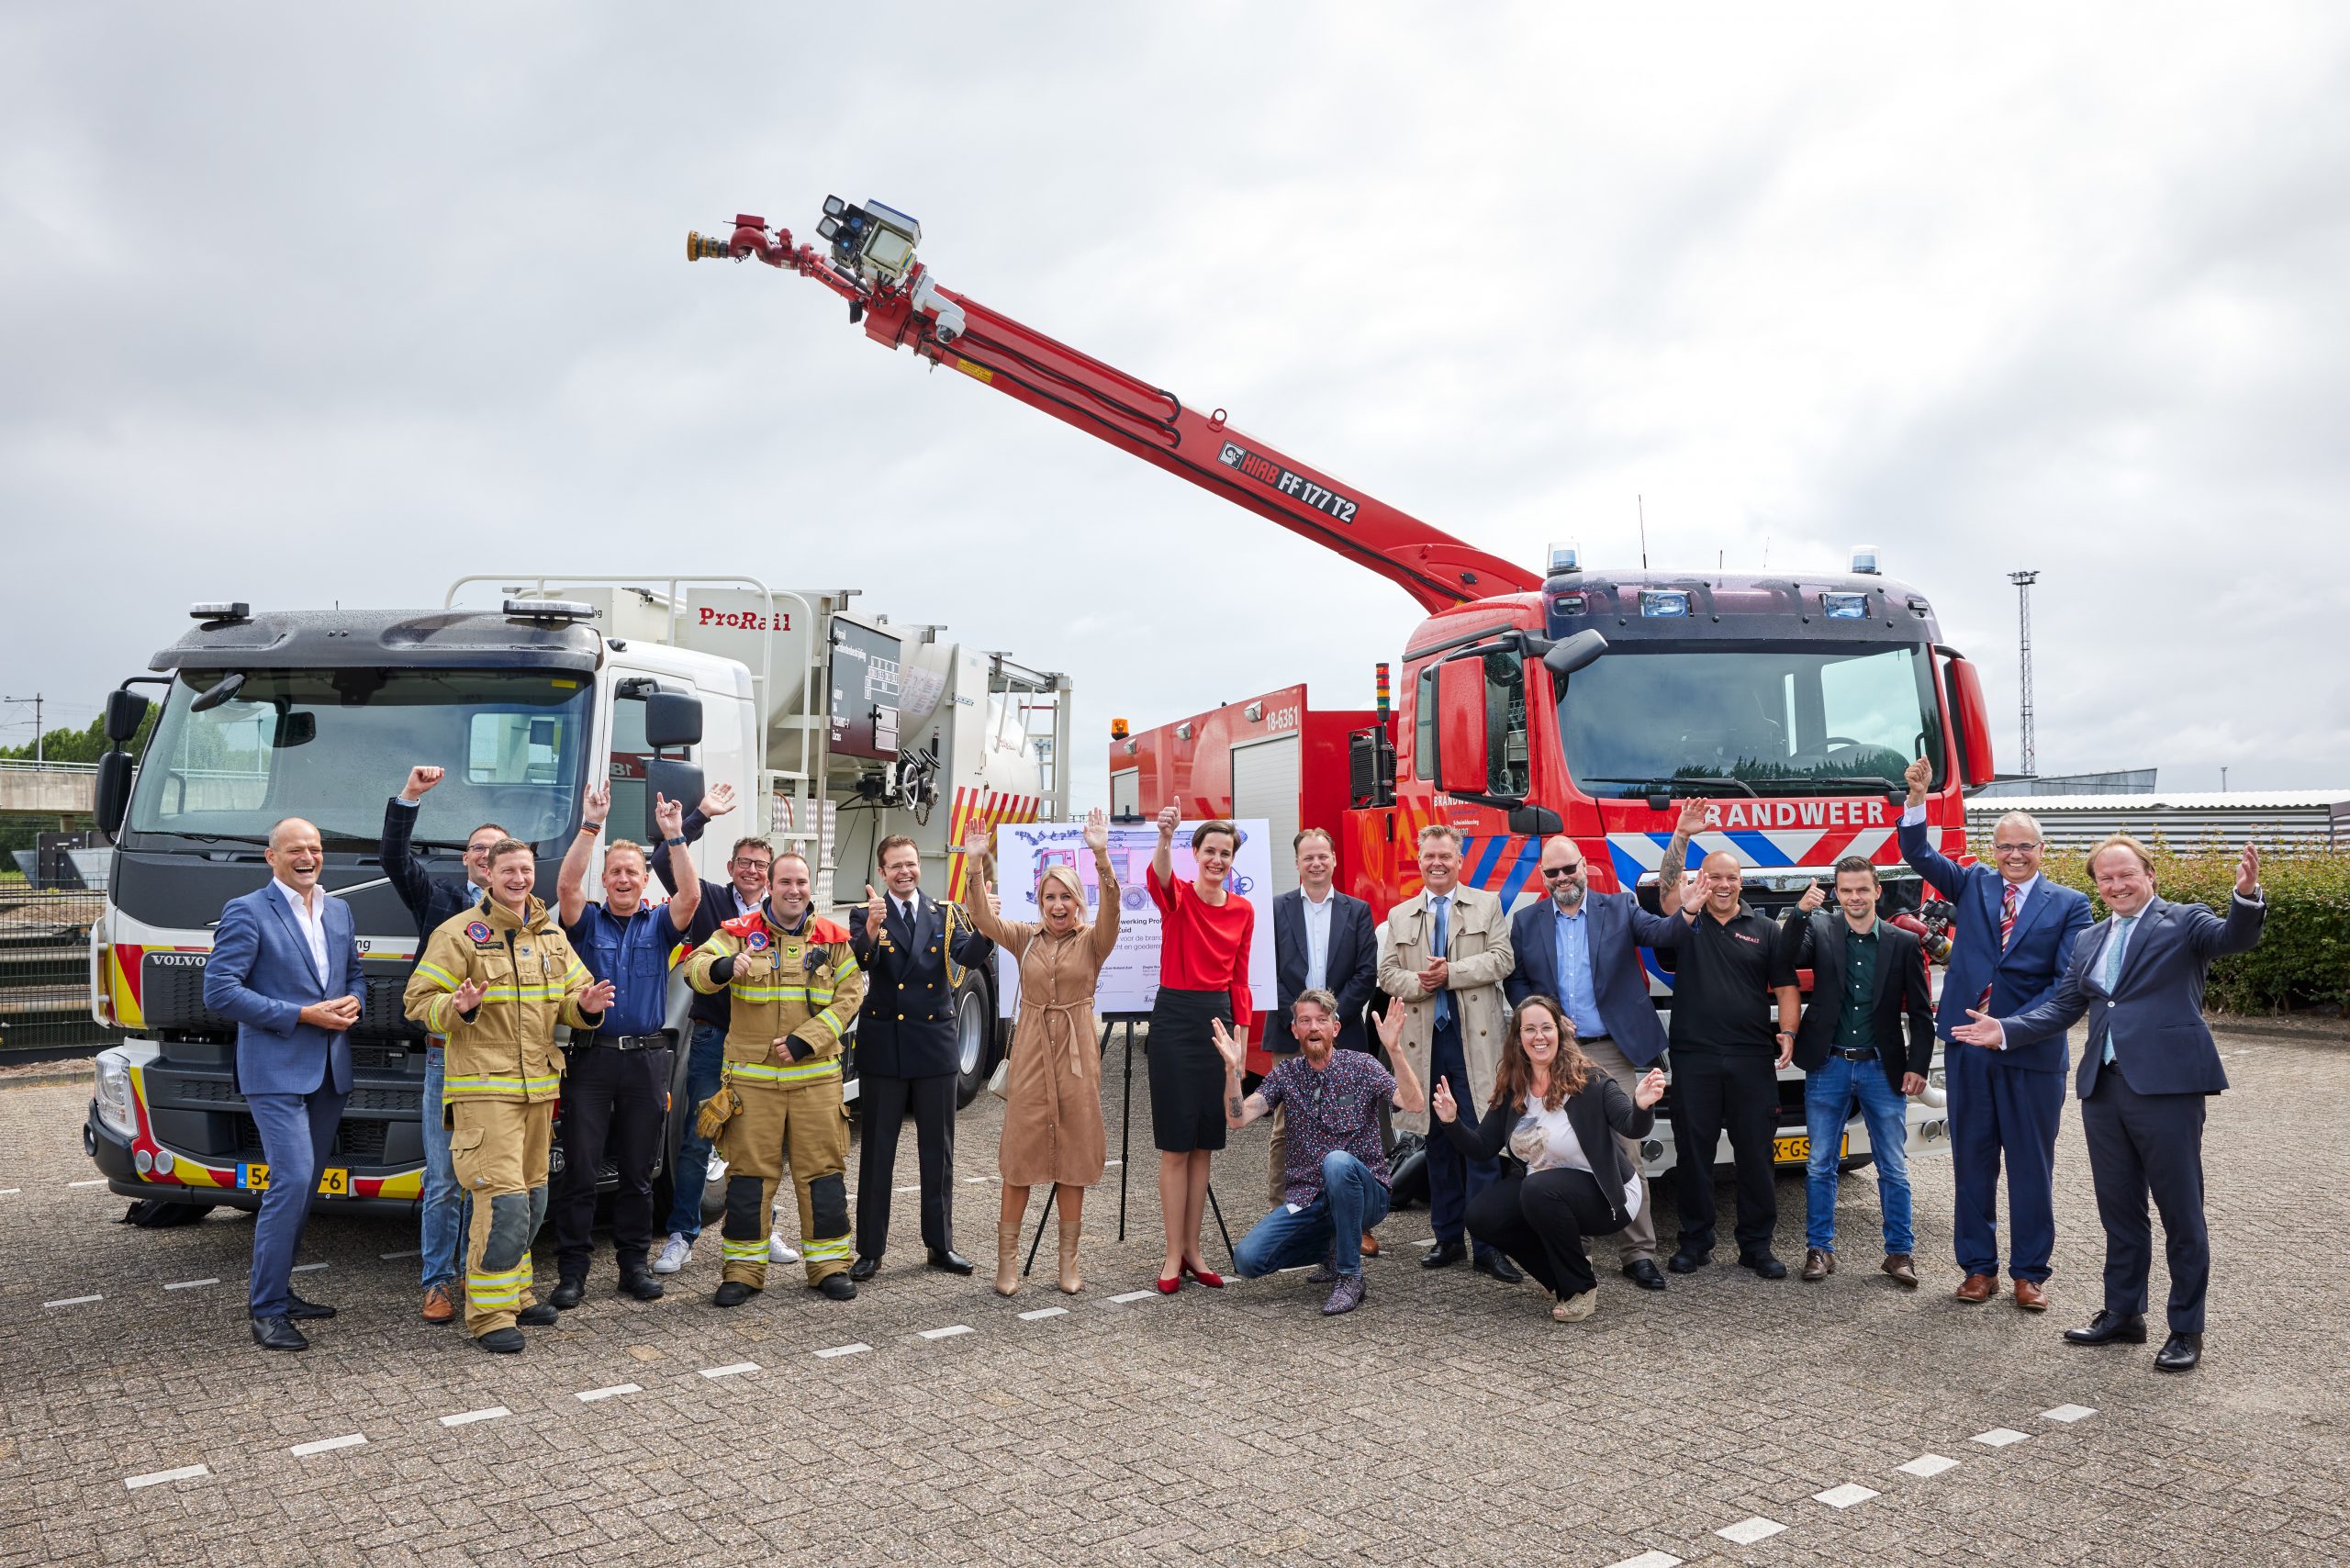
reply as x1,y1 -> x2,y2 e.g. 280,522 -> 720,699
94,1052 -> 136,1138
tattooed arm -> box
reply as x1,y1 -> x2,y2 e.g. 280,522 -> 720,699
1656,797 -> 1708,916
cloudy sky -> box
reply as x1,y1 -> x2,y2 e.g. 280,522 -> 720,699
4,4 -> 2345,804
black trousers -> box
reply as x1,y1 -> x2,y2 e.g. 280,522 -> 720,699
1464,1167 -> 1623,1299
2080,1061 -> 2210,1334
554,1042 -> 673,1277
1670,1050 -> 1779,1257
855,1070 -> 958,1257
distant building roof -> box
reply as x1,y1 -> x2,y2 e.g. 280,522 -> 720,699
1973,768 -> 2157,799
1962,790 -> 2346,852
1968,791 -> 2347,812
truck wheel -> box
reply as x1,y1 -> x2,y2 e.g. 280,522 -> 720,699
952,970 -> 997,1109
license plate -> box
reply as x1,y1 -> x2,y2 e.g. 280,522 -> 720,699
1774,1134 -> 1850,1164
237,1163 -> 350,1195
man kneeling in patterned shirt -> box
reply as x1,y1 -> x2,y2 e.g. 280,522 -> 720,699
1214,992 -> 1424,1316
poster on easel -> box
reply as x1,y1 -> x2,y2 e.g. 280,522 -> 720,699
977,820 -> 1275,1019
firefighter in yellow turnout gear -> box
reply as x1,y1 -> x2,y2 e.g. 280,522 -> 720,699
683,849 -> 865,1304
402,839 -> 612,1353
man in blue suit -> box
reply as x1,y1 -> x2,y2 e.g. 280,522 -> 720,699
1898,756 -> 2092,1310
1957,836 -> 2264,1373
1505,809 -> 1700,1293
202,818 -> 364,1352
1263,829 -> 1382,1217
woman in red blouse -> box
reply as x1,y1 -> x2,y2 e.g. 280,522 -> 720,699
1147,805 -> 1255,1293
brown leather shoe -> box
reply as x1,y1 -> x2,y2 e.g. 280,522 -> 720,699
1954,1272 -> 1997,1303
1882,1253 -> 1919,1288
2012,1277 -> 2049,1312
1801,1248 -> 1835,1282
1360,1231 -> 1381,1259
420,1282 -> 455,1325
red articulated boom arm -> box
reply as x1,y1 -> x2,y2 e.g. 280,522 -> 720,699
689,203 -> 1542,614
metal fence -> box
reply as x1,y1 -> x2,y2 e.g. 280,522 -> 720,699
0,853 -> 119,1055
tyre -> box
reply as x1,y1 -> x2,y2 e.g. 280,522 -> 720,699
951,969 -> 998,1108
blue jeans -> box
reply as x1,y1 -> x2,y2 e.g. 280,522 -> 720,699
419,1047 -> 461,1290
662,1021 -> 728,1239
1232,1150 -> 1392,1278
1804,1053 -> 1913,1254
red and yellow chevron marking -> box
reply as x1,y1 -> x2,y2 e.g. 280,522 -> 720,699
946,786 -> 1041,902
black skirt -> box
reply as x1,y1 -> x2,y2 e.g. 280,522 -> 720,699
1147,986 -> 1231,1154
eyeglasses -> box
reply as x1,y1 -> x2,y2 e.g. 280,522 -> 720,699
1992,843 -> 2041,855
1540,865 -> 1583,879
730,857 -> 771,870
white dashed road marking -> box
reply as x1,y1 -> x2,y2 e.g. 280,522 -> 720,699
576,1384 -> 641,1402
290,1262 -> 329,1273
960,1175 -> 990,1184
44,1294 -> 102,1309
1017,1306 -> 1068,1320
1107,1290 -> 1156,1304
1897,1453 -> 1961,1478
1972,1428 -> 2029,1448
288,1434 -> 366,1457
124,1464 -> 208,1490
813,1342 -> 869,1359
379,1249 -> 420,1260
894,1184 -> 920,1193
67,1179 -> 107,1188
0,1188 -> 21,1196
1715,1518 -> 1786,1545
439,1406 -> 509,1428
1814,1484 -> 1878,1508
162,1278 -> 219,1291
699,1362 -> 759,1380
918,1324 -> 974,1339
1606,1553 -> 1684,1568
2042,1404 -> 2098,1423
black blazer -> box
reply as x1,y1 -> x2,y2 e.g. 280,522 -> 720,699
1779,912 -> 1935,1092
1268,887 -> 1380,1056
1436,1074 -> 1655,1233
847,890 -> 994,1079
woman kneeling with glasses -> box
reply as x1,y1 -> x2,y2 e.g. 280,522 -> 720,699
1432,995 -> 1665,1322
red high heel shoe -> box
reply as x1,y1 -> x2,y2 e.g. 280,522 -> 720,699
1181,1260 -> 1224,1289
1156,1271 -> 1183,1294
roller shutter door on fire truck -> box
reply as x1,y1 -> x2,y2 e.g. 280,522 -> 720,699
1230,734 -> 1301,898
1111,768 -> 1139,822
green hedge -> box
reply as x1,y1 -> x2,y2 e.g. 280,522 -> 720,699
2037,843 -> 2350,1015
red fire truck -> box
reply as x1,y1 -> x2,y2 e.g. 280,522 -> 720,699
688,198 -> 1995,1173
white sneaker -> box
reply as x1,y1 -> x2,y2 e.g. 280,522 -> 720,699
769,1232 -> 801,1264
652,1233 -> 692,1275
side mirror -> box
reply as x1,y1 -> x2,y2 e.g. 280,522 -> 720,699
645,757 -> 706,842
1435,658 -> 1491,798
1541,628 -> 1608,680
1941,655 -> 1997,788
644,690 -> 703,750
95,751 -> 135,838
104,689 -> 151,745
188,672 -> 246,713
1507,803 -> 1562,837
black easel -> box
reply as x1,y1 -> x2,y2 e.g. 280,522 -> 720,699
1021,1014 -> 1235,1276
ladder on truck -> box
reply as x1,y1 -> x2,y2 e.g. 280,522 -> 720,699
990,652 -> 1074,822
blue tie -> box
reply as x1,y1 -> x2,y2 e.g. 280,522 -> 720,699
2099,914 -> 2135,1064
1430,895 -> 1451,1029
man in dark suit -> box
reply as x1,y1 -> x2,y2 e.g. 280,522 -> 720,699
201,818 -> 364,1351
1504,814 -> 1698,1292
1264,828 -> 1381,1216
1780,857 -> 1936,1287
1956,836 -> 2265,1373
847,834 -> 993,1279
1898,756 -> 2093,1310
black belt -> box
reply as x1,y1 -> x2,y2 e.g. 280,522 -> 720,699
585,1032 -> 673,1051
1833,1046 -> 1878,1061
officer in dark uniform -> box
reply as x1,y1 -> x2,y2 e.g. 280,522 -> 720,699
847,834 -> 994,1279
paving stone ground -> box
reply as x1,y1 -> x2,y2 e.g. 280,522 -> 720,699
1,1024 -> 2344,1566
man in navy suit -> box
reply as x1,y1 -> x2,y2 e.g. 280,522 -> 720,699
1264,829 -> 1381,1215
1898,756 -> 2093,1309
201,818 -> 364,1351
1957,836 -> 2264,1372
1505,809 -> 1701,1293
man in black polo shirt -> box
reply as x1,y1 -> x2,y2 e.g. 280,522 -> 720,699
1664,849 -> 1801,1279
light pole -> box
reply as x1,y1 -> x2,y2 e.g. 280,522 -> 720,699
2007,572 -> 2039,778
2,693 -> 40,766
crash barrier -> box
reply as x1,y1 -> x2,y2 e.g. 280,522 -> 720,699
0,861 -> 118,1054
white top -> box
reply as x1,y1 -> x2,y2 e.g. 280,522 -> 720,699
1510,1094 -> 1641,1215
274,877 -> 330,980
1299,886 -> 1336,991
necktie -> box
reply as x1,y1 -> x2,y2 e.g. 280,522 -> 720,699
1430,895 -> 1452,1028
1976,881 -> 2021,1010
2099,914 -> 2134,1064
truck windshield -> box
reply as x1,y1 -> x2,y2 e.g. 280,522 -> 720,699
128,669 -> 594,849
1558,643 -> 1942,798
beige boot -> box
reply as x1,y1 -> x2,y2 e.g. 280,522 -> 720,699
994,1220 -> 1023,1296
1057,1213 -> 1084,1295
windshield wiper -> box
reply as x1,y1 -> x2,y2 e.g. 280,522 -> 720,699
1743,774 -> 1904,797
1578,777 -> 1761,799
167,831 -> 276,847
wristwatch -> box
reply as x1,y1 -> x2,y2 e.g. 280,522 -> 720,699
665,834 -> 687,847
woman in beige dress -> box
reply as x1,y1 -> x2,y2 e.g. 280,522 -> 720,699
962,806 -> 1120,1295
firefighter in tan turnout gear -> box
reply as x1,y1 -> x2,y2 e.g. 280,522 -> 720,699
402,838 -> 612,1352
684,848 -> 866,1304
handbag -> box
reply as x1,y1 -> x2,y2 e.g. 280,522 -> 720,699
987,1054 -> 1012,1101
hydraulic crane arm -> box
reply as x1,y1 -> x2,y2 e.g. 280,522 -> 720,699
688,205 -> 1542,613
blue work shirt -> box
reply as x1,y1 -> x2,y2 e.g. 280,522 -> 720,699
1550,902 -> 1607,1039
564,902 -> 676,1037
